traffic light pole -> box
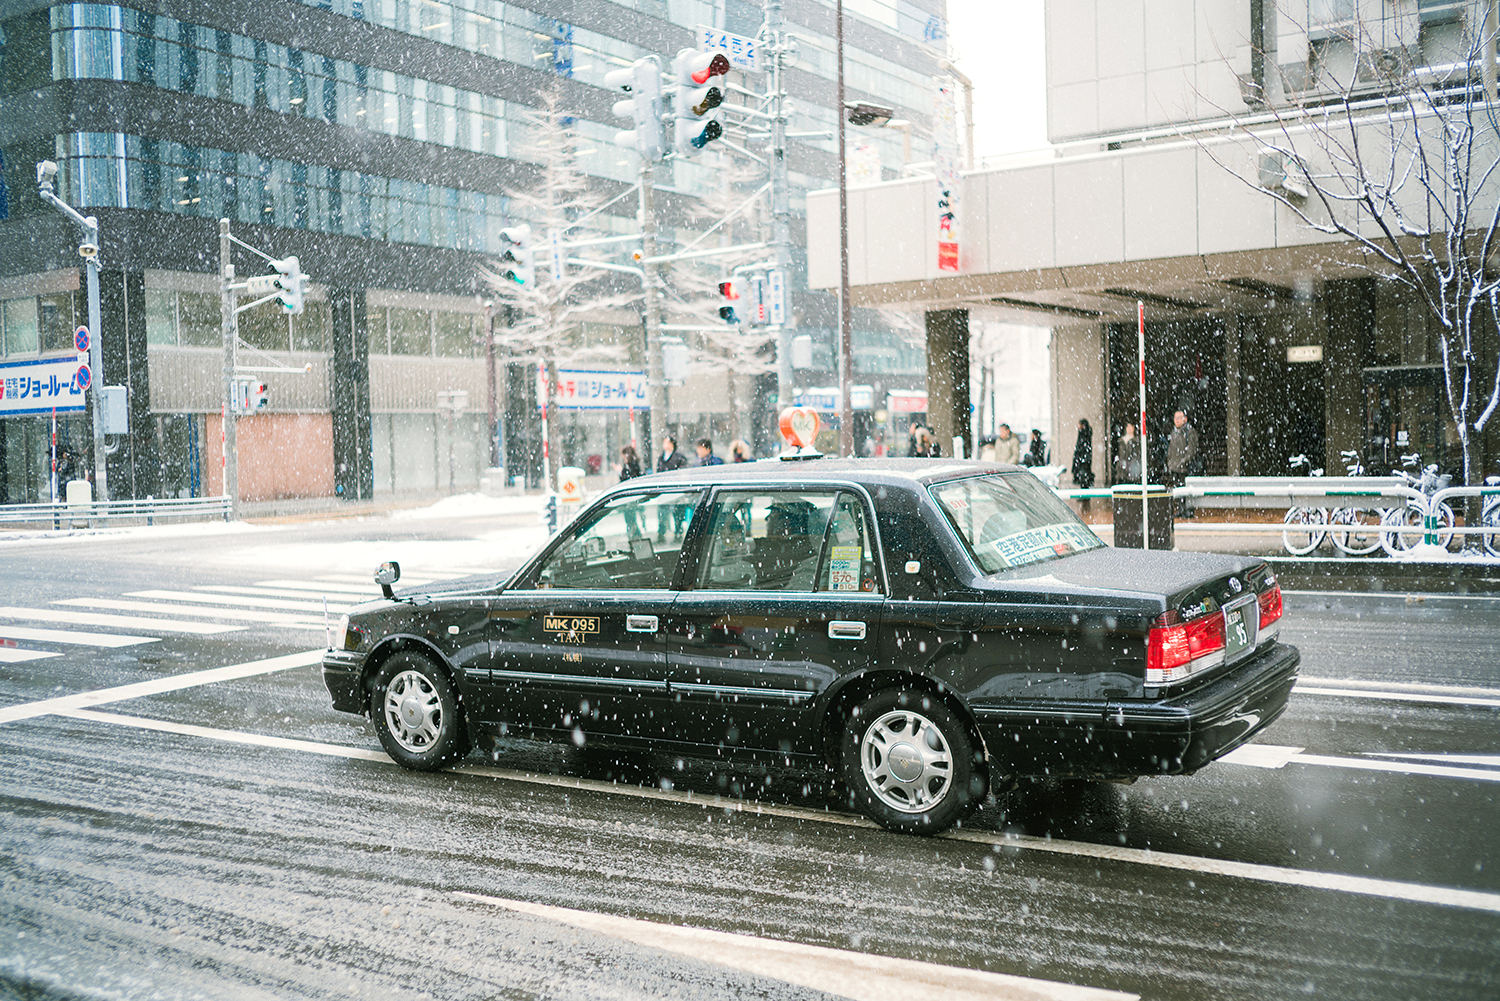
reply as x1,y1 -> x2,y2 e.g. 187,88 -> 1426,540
36,163 -> 108,503
641,162 -> 667,444
220,219 -> 239,520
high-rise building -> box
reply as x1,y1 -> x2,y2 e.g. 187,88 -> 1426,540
0,0 -> 948,503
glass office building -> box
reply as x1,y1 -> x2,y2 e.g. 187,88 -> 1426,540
0,0 -> 946,503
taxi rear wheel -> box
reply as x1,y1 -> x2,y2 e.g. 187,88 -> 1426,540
370,651 -> 469,770
841,688 -> 985,835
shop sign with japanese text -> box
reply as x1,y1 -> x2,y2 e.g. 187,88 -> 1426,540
0,356 -> 89,417
541,369 -> 650,410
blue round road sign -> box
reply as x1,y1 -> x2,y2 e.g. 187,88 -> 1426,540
75,363 -> 92,391
75,325 -> 90,354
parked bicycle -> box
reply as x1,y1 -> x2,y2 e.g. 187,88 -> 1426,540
1381,453 -> 1455,555
1326,450 -> 1383,556
1481,473 -> 1500,557
1281,454 -> 1328,555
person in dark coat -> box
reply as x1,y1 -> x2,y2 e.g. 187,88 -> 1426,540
655,436 -> 689,541
1022,430 -> 1047,467
695,438 -> 723,466
1071,419 -> 1095,489
618,445 -> 642,482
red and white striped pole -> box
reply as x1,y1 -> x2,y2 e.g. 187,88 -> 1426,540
1138,300 -> 1149,551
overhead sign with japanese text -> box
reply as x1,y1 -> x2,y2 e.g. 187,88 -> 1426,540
0,356 -> 90,417
698,25 -> 760,73
540,369 -> 651,410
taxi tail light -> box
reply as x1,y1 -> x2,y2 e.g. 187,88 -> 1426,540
1258,584 -> 1283,630
1146,611 -> 1225,686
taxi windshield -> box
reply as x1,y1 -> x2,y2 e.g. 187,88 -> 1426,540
931,473 -> 1104,572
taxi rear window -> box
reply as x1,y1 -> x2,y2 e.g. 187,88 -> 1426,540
931,473 -> 1103,572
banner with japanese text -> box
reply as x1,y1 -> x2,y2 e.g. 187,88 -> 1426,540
933,83 -> 961,272
539,369 -> 650,410
0,356 -> 89,417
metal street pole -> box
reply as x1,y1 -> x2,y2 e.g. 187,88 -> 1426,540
36,162 -> 108,502
484,299 -> 499,468
836,0 -> 855,457
766,0 -> 797,414
220,219 -> 239,520
641,161 -> 667,447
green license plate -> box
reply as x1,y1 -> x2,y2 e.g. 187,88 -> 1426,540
1224,605 -> 1251,658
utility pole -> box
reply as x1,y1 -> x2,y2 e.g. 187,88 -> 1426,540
641,161 -> 667,444
836,0 -> 855,457
36,161 -> 108,503
219,219 -> 239,519
766,0 -> 797,416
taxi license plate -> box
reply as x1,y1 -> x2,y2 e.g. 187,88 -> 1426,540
1224,605 -> 1251,658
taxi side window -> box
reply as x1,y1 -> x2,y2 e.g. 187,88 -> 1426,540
534,491 -> 700,590
696,491 -> 836,592
819,492 -> 881,594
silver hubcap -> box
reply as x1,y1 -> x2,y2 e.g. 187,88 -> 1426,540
384,670 -> 442,752
860,709 -> 952,813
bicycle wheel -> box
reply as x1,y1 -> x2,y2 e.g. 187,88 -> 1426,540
1483,498 -> 1500,558
1328,506 -> 1382,556
1282,506 -> 1327,555
1382,503 -> 1424,555
1433,501 -> 1456,550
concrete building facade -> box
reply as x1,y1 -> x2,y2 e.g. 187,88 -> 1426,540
809,0 -> 1499,488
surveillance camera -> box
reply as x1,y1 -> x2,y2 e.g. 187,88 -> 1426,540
36,160 -> 58,185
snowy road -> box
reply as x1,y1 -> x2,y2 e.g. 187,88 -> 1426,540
0,509 -> 1496,1000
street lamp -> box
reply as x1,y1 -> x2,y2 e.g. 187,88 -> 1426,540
36,160 -> 108,503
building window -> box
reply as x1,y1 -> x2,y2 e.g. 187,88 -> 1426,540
389,307 -> 432,355
3,297 -> 41,356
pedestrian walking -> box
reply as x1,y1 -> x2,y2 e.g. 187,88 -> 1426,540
1167,410 -> 1199,517
618,445 -> 642,482
695,437 -> 723,466
1071,419 -> 1095,489
993,423 -> 1020,465
1114,423 -> 1142,484
728,439 -> 752,462
1022,429 -> 1047,467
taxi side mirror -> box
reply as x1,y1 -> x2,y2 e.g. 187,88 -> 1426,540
375,561 -> 401,599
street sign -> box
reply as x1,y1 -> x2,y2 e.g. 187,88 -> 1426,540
74,325 -> 90,354
243,274 -> 281,296
767,268 -> 786,325
0,356 -> 89,416
75,363 -> 92,391
698,24 -> 760,73
436,390 -> 470,411
548,228 -> 565,277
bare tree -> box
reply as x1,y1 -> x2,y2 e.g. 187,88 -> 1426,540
481,85 -> 639,485
660,153 -> 776,442
1211,4 -> 1499,546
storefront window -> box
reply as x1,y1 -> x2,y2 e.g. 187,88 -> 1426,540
4,298 -> 40,356
389,307 -> 431,355
146,289 -> 178,346
178,291 -> 221,347
37,293 -> 77,353
434,311 -> 475,357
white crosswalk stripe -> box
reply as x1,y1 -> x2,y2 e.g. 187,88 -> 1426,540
0,647 -> 61,663
0,571 -> 470,659
0,624 -> 156,648
54,598 -> 326,629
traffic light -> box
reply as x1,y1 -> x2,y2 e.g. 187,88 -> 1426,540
718,278 -> 740,324
270,256 -> 304,315
248,381 -> 269,412
604,57 -> 663,161
672,49 -> 729,157
498,225 -> 534,287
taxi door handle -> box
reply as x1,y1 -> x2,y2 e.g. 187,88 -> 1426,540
828,620 -> 867,640
626,615 -> 659,633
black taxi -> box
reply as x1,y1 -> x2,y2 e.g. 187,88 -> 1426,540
322,458 -> 1299,835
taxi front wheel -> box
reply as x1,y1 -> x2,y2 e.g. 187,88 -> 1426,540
841,689 -> 985,835
370,651 -> 470,770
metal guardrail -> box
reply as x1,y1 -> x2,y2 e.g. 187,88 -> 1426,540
0,495 -> 232,529
1054,479 -> 1500,553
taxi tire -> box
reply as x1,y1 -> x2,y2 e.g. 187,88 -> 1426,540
370,651 -> 470,770
841,688 -> 984,836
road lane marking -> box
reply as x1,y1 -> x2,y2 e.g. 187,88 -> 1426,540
191,585 -> 366,602
55,597 -> 327,628
1222,742 -> 1500,782
1298,676 -> 1500,700
0,648 -> 61,663
0,606 -> 241,635
0,624 -> 156,647
0,648 -> 323,724
454,891 -> 1136,1001
255,579 -> 382,596
1283,589 -> 1500,601
20,708 -> 1500,916
126,590 -> 347,614
1218,743 -> 1303,768
1295,684 -> 1500,708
